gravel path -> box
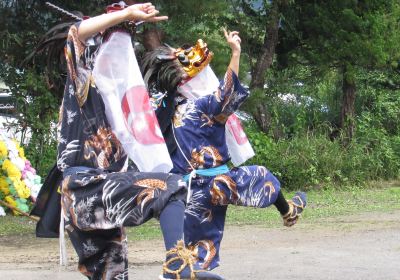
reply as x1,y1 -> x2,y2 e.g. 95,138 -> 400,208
0,210 -> 399,280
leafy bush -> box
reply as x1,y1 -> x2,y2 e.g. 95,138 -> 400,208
245,122 -> 400,190
0,67 -> 59,178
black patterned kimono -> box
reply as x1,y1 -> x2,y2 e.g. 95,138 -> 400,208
57,24 -> 186,279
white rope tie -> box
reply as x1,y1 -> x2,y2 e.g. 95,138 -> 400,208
59,209 -> 68,266
186,170 -> 197,203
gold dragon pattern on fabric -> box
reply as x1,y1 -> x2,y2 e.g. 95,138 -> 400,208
210,175 -> 238,206
60,176 -> 80,229
135,179 -> 168,211
189,146 -> 223,169
65,24 -> 92,107
83,127 -> 124,169
264,181 -> 276,202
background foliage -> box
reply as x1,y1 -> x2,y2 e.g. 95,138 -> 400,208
0,0 -> 399,187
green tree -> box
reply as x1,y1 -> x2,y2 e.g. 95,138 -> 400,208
0,1 -> 108,174
284,0 -> 400,142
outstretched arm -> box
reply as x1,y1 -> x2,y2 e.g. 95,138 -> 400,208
197,29 -> 248,122
223,28 -> 241,76
78,3 -> 168,42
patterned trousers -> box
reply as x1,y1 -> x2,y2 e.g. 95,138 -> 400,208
61,168 -> 186,280
184,165 -> 281,270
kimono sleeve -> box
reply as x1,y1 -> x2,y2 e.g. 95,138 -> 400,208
197,68 -> 249,123
64,23 -> 93,107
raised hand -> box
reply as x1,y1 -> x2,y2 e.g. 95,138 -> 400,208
223,28 -> 241,54
124,3 -> 168,23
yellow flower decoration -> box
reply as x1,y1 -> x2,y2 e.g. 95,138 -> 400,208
0,177 -> 8,188
4,195 -> 17,208
18,146 -> 26,160
2,159 -> 21,178
10,177 -> 30,199
0,141 -> 7,158
0,177 -> 10,195
4,195 -> 21,215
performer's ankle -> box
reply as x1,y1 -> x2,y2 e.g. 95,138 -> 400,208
274,190 -> 290,215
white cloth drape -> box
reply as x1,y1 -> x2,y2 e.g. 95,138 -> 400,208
93,32 -> 173,172
177,66 -> 254,166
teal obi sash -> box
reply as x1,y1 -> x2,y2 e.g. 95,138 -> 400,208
183,164 -> 229,182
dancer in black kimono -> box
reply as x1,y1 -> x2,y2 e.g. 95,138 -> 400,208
53,2 -> 223,280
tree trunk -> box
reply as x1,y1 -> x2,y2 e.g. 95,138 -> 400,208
253,103 -> 271,132
250,1 -> 280,133
340,66 -> 357,144
250,1 -> 280,90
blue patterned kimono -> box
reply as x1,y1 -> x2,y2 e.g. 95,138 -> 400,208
170,69 -> 281,270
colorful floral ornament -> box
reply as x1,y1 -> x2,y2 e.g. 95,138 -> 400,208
0,133 -> 42,216
2,159 -> 22,178
15,198 -> 29,213
18,146 -> 26,160
0,177 -> 10,196
4,195 -> 17,208
11,177 -> 30,199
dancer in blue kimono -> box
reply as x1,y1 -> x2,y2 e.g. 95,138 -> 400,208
34,1 -> 224,279
142,29 -> 307,272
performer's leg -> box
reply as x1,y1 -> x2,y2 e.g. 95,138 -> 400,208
63,169 -> 223,279
66,221 -> 128,280
61,169 -> 183,279
274,189 -> 307,226
274,190 -> 290,215
281,191 -> 307,226
160,189 -> 225,279
160,199 -> 185,250
215,165 -> 306,226
184,202 -> 227,270
62,171 -> 129,280
62,169 -> 187,229
210,165 -> 280,207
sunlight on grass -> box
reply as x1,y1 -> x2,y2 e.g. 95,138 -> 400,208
1,182 -> 399,241
0,215 -> 36,236
227,184 -> 400,226
126,220 -> 162,241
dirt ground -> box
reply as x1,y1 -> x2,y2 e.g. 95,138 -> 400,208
0,210 -> 399,280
